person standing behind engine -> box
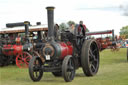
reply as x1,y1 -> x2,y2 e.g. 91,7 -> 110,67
77,21 -> 87,36
69,23 -> 75,34
54,24 -> 61,40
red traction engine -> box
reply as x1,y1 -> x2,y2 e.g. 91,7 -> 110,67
28,7 -> 100,82
2,38 -> 23,56
86,30 -> 117,51
1,23 -> 33,68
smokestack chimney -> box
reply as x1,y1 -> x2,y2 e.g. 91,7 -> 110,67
112,29 -> 115,41
36,22 -> 41,25
46,6 -> 55,41
24,21 -> 30,43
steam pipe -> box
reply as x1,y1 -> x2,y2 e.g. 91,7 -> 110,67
46,6 -> 55,41
86,30 -> 113,35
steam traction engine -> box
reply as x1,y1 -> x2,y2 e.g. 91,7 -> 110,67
0,22 -> 33,68
28,7 -> 99,82
86,30 -> 118,51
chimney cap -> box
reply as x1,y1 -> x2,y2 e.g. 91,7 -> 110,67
24,21 -> 30,25
46,6 -> 55,10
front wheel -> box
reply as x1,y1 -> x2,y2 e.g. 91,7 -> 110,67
81,39 -> 99,76
29,56 -> 43,82
62,55 -> 75,82
16,52 -> 32,68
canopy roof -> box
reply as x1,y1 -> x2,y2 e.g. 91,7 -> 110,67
0,25 -> 48,34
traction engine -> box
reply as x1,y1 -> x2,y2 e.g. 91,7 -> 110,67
28,7 -> 100,82
86,30 -> 118,51
0,22 -> 33,68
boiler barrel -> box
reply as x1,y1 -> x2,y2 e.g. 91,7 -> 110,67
42,42 -> 73,60
59,42 -> 73,59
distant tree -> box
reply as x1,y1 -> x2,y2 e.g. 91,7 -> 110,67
120,26 -> 128,39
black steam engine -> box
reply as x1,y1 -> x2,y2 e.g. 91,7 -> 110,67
29,7 -> 100,82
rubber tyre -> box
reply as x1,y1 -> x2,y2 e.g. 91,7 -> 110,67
29,56 -> 43,82
81,39 -> 99,76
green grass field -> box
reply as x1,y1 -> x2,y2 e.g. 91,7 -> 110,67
0,48 -> 128,85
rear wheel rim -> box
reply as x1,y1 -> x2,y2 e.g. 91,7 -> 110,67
89,42 -> 99,74
81,40 -> 99,76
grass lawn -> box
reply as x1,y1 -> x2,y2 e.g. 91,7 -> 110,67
0,48 -> 128,85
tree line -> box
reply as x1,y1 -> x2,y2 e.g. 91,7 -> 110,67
120,25 -> 128,39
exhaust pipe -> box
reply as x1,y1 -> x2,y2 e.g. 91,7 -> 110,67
24,21 -> 30,43
46,6 -> 55,41
112,29 -> 115,41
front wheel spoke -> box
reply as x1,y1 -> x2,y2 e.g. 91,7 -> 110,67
68,59 -> 74,71
26,58 -> 30,61
93,55 -> 97,61
25,56 -> 30,59
35,71 -> 38,77
92,48 -> 97,54
91,64 -> 96,72
33,65 -> 41,71
18,61 -> 23,65
67,72 -> 71,79
94,58 -> 98,63
23,54 -> 27,58
68,66 -> 74,71
18,56 -> 22,59
89,49 -> 93,57
33,66 -> 37,71
69,59 -> 72,67
25,61 -> 29,65
89,49 -> 95,59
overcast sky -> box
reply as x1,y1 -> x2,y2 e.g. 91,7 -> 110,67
0,0 -> 128,35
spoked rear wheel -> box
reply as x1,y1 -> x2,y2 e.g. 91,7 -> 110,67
16,52 -> 32,68
29,56 -> 43,82
81,39 -> 99,76
62,55 -> 75,82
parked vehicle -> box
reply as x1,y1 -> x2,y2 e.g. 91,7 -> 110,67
0,23 -> 48,68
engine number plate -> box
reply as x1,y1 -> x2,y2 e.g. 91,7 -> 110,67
46,55 -> 50,60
